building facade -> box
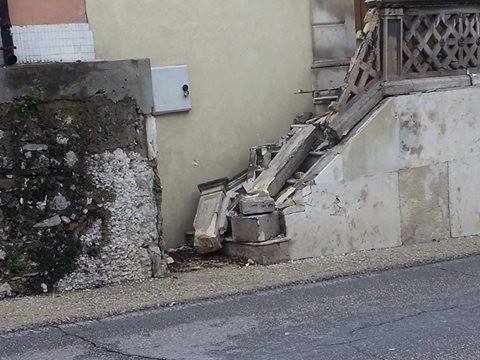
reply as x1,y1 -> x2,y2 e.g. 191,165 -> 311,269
6,0 -> 362,248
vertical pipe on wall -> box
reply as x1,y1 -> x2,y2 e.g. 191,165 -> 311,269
0,0 -> 17,66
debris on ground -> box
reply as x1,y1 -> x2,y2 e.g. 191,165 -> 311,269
0,282 -> 12,300
167,246 -> 244,273
191,111 -> 340,264
193,179 -> 228,254
239,195 -> 275,215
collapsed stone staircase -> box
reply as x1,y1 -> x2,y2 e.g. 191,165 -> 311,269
192,115 -> 337,264
192,0 -> 480,264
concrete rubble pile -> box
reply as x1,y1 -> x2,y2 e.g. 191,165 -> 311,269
191,11 -> 376,264
192,112 -> 339,264
190,11 -> 376,264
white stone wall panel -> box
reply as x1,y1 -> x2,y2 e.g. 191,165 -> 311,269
286,86 -> 480,260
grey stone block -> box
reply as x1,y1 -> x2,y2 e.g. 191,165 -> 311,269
223,238 -> 290,265
0,282 -> 12,300
239,195 -> 275,215
193,191 -> 226,254
399,164 -> 450,245
231,212 -> 283,243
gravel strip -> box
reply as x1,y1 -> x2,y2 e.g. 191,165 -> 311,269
2,235 -> 480,333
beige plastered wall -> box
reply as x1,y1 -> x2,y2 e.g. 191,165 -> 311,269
86,0 -> 314,248
9,0 -> 87,25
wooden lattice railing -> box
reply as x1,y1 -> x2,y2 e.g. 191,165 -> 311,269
403,11 -> 480,75
331,9 -> 381,114
326,0 -> 480,132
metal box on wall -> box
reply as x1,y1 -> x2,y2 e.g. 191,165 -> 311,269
151,65 -> 192,115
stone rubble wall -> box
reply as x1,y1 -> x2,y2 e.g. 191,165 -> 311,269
285,86 -> 480,260
0,60 -> 165,297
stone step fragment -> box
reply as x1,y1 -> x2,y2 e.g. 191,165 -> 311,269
231,211 -> 283,243
223,237 -> 290,265
247,124 -> 319,197
239,195 -> 275,215
193,190 -> 227,254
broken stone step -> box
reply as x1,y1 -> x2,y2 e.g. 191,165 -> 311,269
231,211 -> 283,243
239,195 -> 275,215
247,124 -> 318,197
193,190 -> 228,254
223,237 -> 291,265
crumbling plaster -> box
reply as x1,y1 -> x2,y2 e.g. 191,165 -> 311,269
285,86 -> 480,260
56,149 -> 161,291
0,60 -> 165,296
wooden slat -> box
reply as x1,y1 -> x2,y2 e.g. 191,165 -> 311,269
334,8 -> 382,116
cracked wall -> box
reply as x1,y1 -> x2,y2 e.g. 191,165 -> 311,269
0,60 -> 165,297
285,86 -> 480,260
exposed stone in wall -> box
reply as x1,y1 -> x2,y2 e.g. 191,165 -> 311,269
56,149 -> 160,291
0,93 -> 164,295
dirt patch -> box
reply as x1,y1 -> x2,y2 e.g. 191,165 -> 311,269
167,247 -> 245,273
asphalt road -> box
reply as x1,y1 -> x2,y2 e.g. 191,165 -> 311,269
3,256 -> 480,360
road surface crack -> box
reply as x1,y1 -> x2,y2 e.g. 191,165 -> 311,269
350,304 -> 461,336
312,337 -> 385,359
54,326 -> 168,360
434,266 -> 480,279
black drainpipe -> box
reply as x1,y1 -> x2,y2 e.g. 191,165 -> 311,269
0,0 -> 17,66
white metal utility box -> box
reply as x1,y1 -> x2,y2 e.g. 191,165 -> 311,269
151,65 -> 192,115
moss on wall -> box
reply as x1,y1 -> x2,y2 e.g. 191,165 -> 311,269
0,94 -> 163,296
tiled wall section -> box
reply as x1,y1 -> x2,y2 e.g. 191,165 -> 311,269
11,23 -> 95,63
